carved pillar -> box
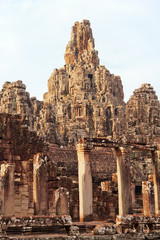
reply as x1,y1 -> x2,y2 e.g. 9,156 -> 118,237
115,147 -> 132,216
33,153 -> 48,215
1,163 -> 15,215
142,181 -> 155,216
131,183 -> 136,205
76,143 -> 93,222
152,150 -> 160,216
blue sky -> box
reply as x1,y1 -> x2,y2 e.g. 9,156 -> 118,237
0,0 -> 159,102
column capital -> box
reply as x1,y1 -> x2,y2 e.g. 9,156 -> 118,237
114,147 -> 128,156
151,149 -> 160,163
156,144 -> 160,151
76,143 -> 92,153
154,149 -> 160,155
1,163 -> 15,176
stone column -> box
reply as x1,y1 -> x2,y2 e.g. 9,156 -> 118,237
33,153 -> 48,215
131,183 -> 136,206
76,143 -> 93,222
1,163 -> 15,215
142,181 -> 154,216
152,150 -> 160,216
115,147 -> 132,216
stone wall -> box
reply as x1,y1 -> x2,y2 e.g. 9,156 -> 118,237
0,113 -> 47,216
0,113 -> 118,220
47,144 -> 118,220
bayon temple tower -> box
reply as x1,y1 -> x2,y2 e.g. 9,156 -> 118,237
0,20 -> 160,238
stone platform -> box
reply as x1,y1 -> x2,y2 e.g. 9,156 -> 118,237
0,215 -> 72,234
116,215 -> 160,234
1,232 -> 160,240
1,216 -> 160,239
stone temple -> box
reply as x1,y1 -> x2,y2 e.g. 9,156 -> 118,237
0,20 -> 160,239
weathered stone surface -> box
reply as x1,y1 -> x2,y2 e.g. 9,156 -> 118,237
68,225 -> 80,236
0,80 -> 43,130
0,113 -> 47,217
0,81 -> 58,145
0,19 -> 160,239
93,223 -> 117,235
0,113 -> 45,161
43,20 -> 125,145
0,22 -> 159,148
93,224 -> 106,235
116,215 -> 160,234
64,20 -> 99,67
126,83 -> 160,144
0,215 -> 72,234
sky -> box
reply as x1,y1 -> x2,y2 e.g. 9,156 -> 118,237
0,0 -> 160,102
